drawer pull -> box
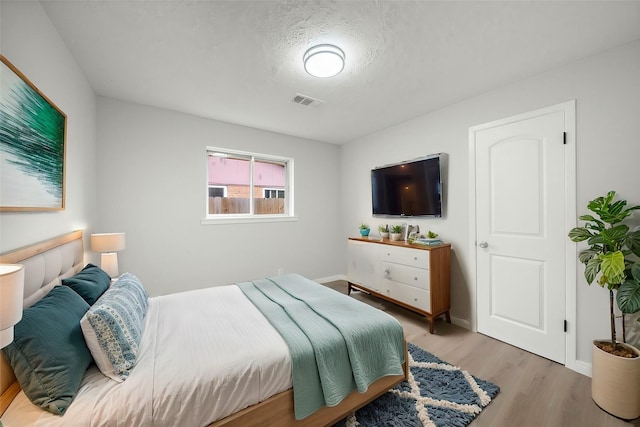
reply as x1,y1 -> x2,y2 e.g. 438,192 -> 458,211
414,277 -> 418,281
414,257 -> 418,260
414,298 -> 418,302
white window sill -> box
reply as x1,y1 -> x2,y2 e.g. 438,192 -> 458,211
200,216 -> 298,225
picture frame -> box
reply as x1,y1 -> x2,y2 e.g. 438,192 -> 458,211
404,224 -> 419,241
0,54 -> 66,211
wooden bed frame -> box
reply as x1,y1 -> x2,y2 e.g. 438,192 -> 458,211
0,231 -> 408,426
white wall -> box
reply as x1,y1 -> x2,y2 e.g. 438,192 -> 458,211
96,98 -> 342,297
0,1 -> 97,254
341,40 -> 640,369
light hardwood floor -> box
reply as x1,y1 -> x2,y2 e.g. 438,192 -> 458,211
325,280 -> 640,427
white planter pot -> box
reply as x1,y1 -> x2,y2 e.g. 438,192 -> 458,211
591,340 -> 640,420
380,232 -> 390,239
390,233 -> 403,241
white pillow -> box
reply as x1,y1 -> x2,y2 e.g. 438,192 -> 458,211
80,273 -> 148,382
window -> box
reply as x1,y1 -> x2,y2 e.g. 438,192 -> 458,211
208,186 -> 227,198
205,147 -> 294,221
264,188 -> 285,199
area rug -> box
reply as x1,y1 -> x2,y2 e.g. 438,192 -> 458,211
334,343 -> 500,427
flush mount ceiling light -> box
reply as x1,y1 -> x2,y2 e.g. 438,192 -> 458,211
303,44 -> 345,78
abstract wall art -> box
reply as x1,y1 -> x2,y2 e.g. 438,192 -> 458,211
1,54 -> 66,211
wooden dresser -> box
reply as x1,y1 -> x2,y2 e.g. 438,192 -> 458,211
347,237 -> 451,333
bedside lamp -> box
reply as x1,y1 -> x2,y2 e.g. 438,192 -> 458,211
0,264 -> 25,348
91,232 -> 126,278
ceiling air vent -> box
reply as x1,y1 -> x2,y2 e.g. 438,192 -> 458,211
292,93 -> 325,107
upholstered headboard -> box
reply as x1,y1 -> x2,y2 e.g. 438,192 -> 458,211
0,231 -> 85,414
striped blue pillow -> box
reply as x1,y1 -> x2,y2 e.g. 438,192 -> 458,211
80,273 -> 148,382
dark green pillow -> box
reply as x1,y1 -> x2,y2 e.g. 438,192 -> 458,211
62,263 -> 111,305
1,286 -> 92,415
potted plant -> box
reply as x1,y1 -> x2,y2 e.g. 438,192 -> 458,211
379,225 -> 390,239
390,225 -> 403,241
568,191 -> 640,419
359,223 -> 370,237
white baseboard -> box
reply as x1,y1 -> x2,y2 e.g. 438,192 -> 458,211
572,360 -> 592,377
450,315 -> 472,331
315,274 -> 347,284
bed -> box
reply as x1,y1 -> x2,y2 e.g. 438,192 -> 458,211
0,231 -> 407,426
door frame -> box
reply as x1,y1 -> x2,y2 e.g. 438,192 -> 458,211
468,100 -> 577,371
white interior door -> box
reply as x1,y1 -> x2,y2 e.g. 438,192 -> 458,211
471,104 -> 573,364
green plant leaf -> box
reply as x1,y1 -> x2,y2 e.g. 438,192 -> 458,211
579,215 -> 605,230
600,251 -> 626,285
608,200 -> 627,217
617,281 -> 640,314
632,263 -> 640,283
585,223 -> 604,232
625,230 -> 640,257
600,225 -> 629,247
578,248 -> 600,264
585,257 -> 601,285
587,194 -> 609,214
568,227 -> 592,242
587,234 -> 604,246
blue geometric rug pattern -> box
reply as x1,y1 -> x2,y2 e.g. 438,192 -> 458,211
334,343 -> 500,427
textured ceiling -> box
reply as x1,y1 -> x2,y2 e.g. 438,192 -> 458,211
40,0 -> 640,144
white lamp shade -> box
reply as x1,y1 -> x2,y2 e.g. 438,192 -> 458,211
0,264 -> 25,348
91,233 -> 126,253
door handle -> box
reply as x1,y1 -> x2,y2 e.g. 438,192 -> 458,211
478,241 -> 489,248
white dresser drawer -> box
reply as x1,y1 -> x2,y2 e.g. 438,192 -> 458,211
382,262 -> 430,290
385,282 -> 431,312
347,240 -> 381,292
381,246 -> 429,269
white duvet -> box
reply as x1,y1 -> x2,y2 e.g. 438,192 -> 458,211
1,285 -> 293,427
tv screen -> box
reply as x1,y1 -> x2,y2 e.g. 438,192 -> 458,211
371,155 -> 442,217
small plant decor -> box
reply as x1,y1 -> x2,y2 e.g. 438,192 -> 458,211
390,225 -> 403,234
359,223 -> 370,237
389,225 -> 404,241
427,230 -> 438,239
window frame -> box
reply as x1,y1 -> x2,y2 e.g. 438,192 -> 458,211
202,147 -> 296,224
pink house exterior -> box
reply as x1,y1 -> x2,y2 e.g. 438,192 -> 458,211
208,156 -> 285,198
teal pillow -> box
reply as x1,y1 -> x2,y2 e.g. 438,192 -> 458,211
1,286 -> 92,415
62,263 -> 111,305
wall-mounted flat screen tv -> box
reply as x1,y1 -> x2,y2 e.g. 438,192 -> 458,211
371,154 -> 443,217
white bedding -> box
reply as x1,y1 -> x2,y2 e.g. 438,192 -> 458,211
1,285 -> 292,427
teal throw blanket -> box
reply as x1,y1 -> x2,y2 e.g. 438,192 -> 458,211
237,274 -> 405,420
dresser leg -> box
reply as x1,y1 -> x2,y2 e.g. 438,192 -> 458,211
347,282 -> 352,295
445,311 -> 451,324
429,316 -> 435,334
